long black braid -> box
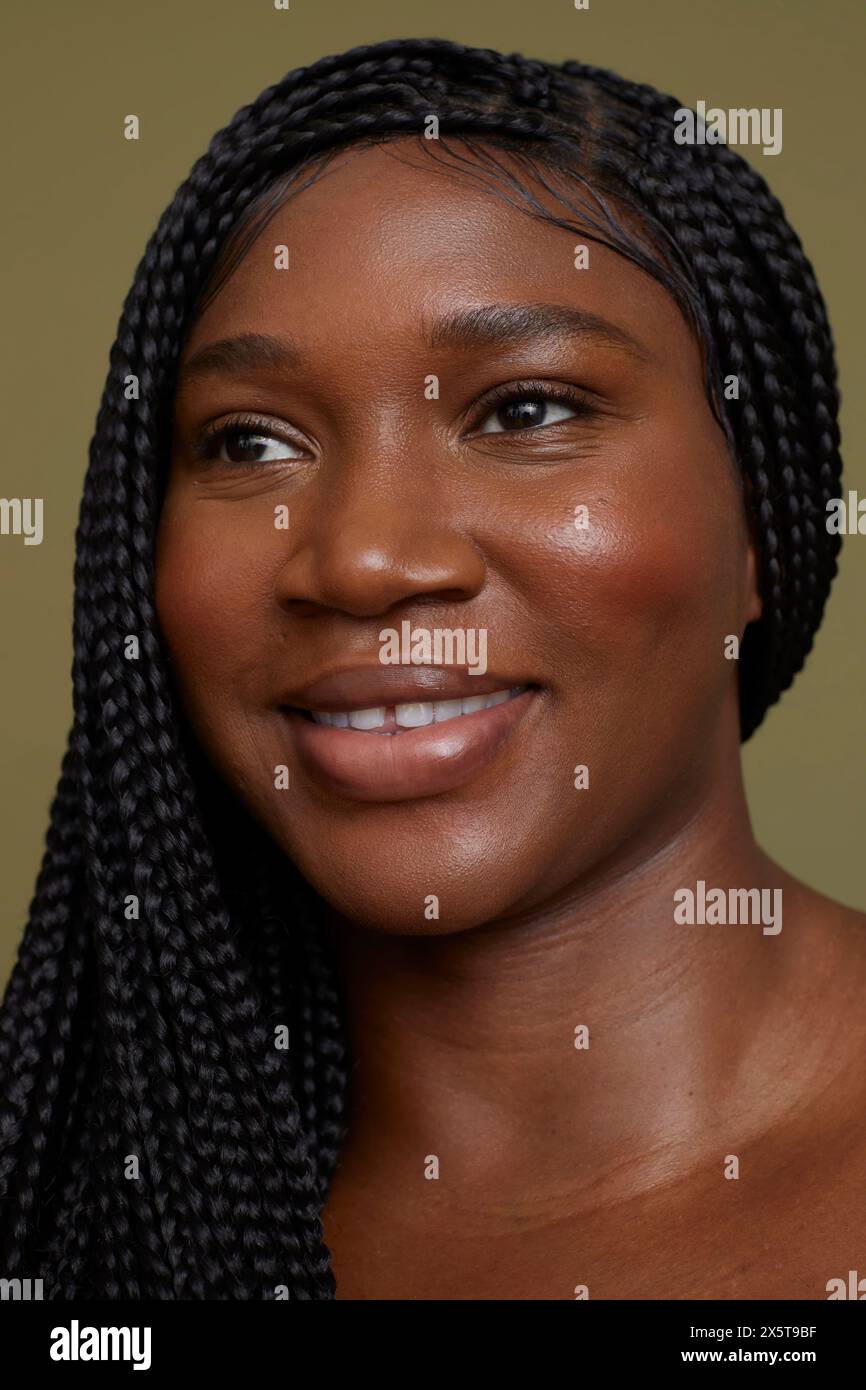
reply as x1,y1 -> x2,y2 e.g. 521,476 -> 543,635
0,38 -> 843,1298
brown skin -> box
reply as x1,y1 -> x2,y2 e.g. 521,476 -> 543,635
156,139 -> 866,1299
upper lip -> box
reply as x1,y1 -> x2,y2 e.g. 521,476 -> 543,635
279,665 -> 534,712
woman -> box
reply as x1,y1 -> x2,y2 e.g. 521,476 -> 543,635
1,36 -> 863,1301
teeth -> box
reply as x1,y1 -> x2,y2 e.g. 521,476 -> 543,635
309,685 -> 528,731
348,707 -> 386,730
433,699 -> 463,723
396,702 -> 434,728
461,696 -> 487,715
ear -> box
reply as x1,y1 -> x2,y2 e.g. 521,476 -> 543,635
744,539 -> 763,624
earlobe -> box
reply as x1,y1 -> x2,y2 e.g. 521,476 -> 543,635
744,542 -> 763,624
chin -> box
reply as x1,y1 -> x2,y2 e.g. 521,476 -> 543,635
290,855 -> 523,936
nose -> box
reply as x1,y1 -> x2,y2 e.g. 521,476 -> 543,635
274,454 -> 487,619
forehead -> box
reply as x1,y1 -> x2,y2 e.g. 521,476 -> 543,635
178,138 -> 695,374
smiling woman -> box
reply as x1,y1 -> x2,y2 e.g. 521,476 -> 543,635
1,36 -> 863,1303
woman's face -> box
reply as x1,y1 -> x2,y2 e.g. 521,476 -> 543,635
156,138 -> 760,933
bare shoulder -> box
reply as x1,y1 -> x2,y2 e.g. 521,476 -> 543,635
768,862 -> 866,974
627,870 -> 866,1299
749,872 -> 866,1296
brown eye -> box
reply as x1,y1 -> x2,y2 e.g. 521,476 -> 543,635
474,383 -> 592,436
216,428 -> 303,464
192,420 -> 306,465
480,397 -> 579,433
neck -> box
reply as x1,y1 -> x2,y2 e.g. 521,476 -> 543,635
324,756 -> 815,1212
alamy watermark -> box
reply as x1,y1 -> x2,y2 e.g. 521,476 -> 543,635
674,101 -> 782,157
827,1269 -> 866,1299
0,496 -> 43,545
673,881 -> 783,935
379,620 -> 488,675
49,1320 -> 151,1371
826,490 -> 866,534
1,1276 -> 43,1299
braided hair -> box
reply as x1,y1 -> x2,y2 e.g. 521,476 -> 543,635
0,37 -> 843,1298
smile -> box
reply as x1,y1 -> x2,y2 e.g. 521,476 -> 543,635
306,685 -> 528,734
282,684 -> 538,802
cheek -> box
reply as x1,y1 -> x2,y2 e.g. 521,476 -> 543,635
497,438 -> 746,710
585,483 -> 739,659
154,498 -> 275,729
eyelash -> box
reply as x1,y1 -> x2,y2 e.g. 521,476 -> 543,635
189,380 -> 597,464
473,379 -> 596,430
189,412 -> 293,463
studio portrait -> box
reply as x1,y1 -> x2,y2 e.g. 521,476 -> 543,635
1,1 -> 864,1320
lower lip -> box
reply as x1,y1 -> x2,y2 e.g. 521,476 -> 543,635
282,689 -> 537,802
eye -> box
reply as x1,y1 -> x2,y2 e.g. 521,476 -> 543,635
475,385 -> 589,435
191,416 -> 306,465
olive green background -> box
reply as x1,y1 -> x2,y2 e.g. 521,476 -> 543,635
2,0 -> 863,987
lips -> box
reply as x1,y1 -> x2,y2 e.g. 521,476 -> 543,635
278,666 -> 538,802
279,664 -> 532,711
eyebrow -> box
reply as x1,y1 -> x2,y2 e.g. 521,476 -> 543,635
179,332 -> 304,382
423,302 -> 650,360
178,302 -> 649,384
